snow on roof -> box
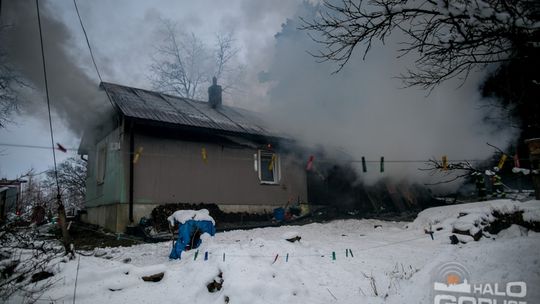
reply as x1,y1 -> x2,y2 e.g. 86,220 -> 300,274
167,209 -> 215,226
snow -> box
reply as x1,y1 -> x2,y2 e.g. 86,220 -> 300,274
512,167 -> 530,175
9,199 -> 540,303
167,209 -> 215,225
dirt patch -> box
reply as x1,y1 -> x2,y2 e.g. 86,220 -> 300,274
484,210 -> 539,234
207,271 -> 223,293
150,203 -> 271,231
450,210 -> 539,244
54,222 -> 140,250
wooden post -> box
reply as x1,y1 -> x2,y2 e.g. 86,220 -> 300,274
525,138 -> 540,199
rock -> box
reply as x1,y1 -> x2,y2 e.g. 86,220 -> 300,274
207,272 -> 223,293
449,235 -> 459,245
142,272 -> 165,282
31,271 -> 54,283
455,234 -> 474,244
94,249 -> 107,257
286,236 -> 301,243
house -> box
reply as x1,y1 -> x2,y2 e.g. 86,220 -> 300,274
0,179 -> 25,221
78,79 -> 308,232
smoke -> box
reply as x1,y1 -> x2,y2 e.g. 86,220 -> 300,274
0,1 -> 517,187
257,2 -> 517,186
1,0 -> 112,136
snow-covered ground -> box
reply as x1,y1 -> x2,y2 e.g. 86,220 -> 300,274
13,199 -> 540,303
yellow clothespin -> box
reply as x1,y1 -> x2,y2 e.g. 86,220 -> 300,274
497,154 -> 507,169
268,154 -> 276,171
442,155 -> 448,171
201,148 -> 208,163
133,147 -> 144,164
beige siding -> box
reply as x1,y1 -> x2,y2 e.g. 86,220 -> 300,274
132,134 -> 307,207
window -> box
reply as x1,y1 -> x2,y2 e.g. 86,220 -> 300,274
96,144 -> 107,184
258,150 -> 280,184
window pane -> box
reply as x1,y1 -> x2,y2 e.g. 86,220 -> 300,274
260,153 -> 275,182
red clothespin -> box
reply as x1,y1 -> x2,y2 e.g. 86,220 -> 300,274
56,143 -> 67,153
306,155 -> 315,171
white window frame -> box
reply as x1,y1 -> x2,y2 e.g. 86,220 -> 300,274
96,144 -> 107,184
258,150 -> 280,184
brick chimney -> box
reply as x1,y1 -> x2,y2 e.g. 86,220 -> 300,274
208,76 -> 222,108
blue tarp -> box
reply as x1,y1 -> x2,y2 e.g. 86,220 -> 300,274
169,220 -> 216,260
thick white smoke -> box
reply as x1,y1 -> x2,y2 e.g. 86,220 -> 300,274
257,3 -> 516,186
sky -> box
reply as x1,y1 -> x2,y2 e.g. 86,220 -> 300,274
0,0 -> 516,185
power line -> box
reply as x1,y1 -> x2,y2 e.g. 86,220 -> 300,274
0,142 -> 77,151
72,0 -> 119,123
36,0 -> 60,198
0,141 -> 532,164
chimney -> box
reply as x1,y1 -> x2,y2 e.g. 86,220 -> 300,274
208,76 -> 222,108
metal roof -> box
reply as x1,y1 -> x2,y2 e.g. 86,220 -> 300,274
101,82 -> 275,138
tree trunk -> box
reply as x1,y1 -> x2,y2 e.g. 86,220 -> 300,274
525,138 -> 540,200
57,198 -> 74,257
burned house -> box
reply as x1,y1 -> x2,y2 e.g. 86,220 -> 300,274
78,80 -> 308,232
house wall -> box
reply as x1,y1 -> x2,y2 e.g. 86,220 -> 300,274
82,126 -> 129,231
83,126 -> 308,232
132,132 -> 307,211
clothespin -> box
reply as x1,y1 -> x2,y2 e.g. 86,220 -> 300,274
498,154 -> 507,169
133,147 -> 144,164
442,155 -> 448,171
306,155 -> 315,171
514,153 -> 520,168
201,148 -> 208,163
56,143 -> 67,153
361,157 -> 367,172
286,253 -> 289,262
272,254 -> 279,264
380,157 -> 384,173
332,251 -> 336,261
269,154 -> 276,171
194,250 -> 199,261
204,251 -> 208,261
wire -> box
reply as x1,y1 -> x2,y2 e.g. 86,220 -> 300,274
0,142 -> 77,151
72,254 -> 81,304
72,0 -> 119,125
36,0 -> 60,198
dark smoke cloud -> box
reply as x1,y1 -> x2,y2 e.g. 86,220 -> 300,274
1,0 -> 111,136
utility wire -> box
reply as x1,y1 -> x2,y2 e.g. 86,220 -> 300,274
36,0 -> 60,198
72,0 -> 119,123
0,142 -> 77,151
0,141 -> 531,163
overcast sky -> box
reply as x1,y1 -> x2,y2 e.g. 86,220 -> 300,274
0,0 -> 515,185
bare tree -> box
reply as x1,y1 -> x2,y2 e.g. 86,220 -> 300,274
300,0 -> 539,89
150,20 -> 243,99
43,157 -> 86,215
0,24 -> 26,127
0,223 -> 63,303
420,158 -> 478,185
